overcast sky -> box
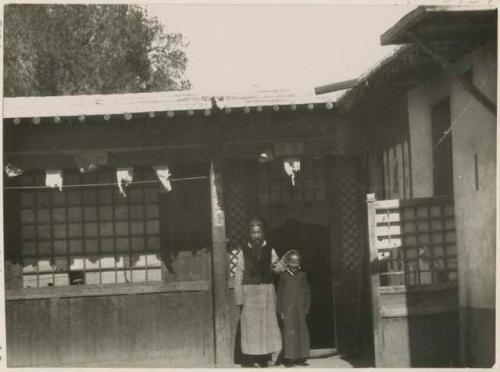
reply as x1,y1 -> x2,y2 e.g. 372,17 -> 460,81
146,4 -> 416,94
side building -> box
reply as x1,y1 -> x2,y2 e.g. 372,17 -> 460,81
336,6 -> 496,367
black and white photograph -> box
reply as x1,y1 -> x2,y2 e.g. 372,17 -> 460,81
1,1 -> 497,368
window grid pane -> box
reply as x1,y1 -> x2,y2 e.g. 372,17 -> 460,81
257,157 -> 326,204
19,169 -> 162,288
376,202 -> 457,287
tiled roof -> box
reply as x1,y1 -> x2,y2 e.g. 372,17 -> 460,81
3,88 -> 338,119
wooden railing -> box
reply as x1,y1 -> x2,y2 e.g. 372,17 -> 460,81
367,194 -> 460,367
367,195 -> 457,288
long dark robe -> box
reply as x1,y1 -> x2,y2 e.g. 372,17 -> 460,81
277,270 -> 311,359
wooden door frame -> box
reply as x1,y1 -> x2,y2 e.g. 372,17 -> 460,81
366,194 -> 383,365
209,160 -> 233,366
327,155 -> 367,356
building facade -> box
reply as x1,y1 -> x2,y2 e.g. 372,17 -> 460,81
2,5 -> 496,368
3,90 -> 370,367
338,6 -> 496,367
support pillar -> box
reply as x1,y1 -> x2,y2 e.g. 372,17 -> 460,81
209,160 -> 232,366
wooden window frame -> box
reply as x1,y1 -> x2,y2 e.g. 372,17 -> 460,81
18,168 -> 162,289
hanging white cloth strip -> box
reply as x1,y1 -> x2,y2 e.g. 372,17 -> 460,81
116,167 -> 134,197
116,168 -> 134,198
4,163 -> 24,177
45,169 -> 63,191
283,157 -> 301,186
153,165 -> 172,192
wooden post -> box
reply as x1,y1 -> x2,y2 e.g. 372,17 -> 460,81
209,161 -> 232,366
366,193 -> 382,367
327,157 -> 340,354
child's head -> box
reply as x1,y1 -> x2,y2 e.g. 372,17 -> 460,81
286,250 -> 302,274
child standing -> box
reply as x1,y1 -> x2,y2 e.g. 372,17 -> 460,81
277,250 -> 311,367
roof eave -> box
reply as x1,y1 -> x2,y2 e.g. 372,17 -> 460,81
3,90 -> 338,120
381,5 -> 498,45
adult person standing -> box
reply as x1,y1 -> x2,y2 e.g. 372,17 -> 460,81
234,218 -> 285,367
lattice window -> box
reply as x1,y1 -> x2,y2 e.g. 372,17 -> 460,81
329,157 -> 365,354
374,198 -> 457,287
223,161 -> 253,277
225,173 -> 249,251
337,162 -> 363,275
257,157 -> 326,204
19,169 -> 162,288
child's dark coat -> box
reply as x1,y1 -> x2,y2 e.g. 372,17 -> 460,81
277,270 -> 311,359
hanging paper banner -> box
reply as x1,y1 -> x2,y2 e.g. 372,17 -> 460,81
116,167 -> 133,197
153,165 -> 172,192
4,163 -> 24,177
275,142 -> 304,156
74,151 -> 108,173
45,169 -> 63,191
283,157 -> 301,186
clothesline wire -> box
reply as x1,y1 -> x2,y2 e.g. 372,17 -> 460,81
4,176 -> 208,190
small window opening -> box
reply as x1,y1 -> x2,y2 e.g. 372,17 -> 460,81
432,97 -> 454,196
70,271 -> 85,285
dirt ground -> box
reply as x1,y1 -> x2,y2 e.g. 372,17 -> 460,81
58,355 -> 372,369
30,351 -> 373,368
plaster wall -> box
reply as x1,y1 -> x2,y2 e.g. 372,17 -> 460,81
407,42 -> 496,367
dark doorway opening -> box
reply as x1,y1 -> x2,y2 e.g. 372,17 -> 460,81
431,97 -> 454,197
253,157 -> 336,350
269,218 -> 336,350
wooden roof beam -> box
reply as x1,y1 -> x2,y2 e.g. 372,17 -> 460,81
407,31 -> 496,118
315,79 -> 359,95
5,104 -> 337,126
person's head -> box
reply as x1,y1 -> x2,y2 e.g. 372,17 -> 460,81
286,250 -> 302,274
248,218 -> 265,245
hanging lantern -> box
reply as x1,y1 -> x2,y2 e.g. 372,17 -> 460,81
258,149 -> 274,163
